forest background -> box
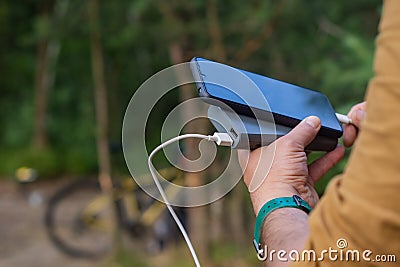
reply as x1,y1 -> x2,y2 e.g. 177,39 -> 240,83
0,0 -> 381,266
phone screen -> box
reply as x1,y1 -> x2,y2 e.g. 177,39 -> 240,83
191,57 -> 342,138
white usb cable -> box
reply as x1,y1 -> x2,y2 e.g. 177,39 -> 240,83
147,113 -> 350,267
147,133 -> 233,267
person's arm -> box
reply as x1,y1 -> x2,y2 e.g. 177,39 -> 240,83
240,116 -> 349,266
296,1 -> 400,265
240,107 -> 364,267
243,0 -> 400,265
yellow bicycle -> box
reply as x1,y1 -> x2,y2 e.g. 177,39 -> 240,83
44,168 -> 185,259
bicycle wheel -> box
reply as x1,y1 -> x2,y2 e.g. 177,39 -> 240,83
45,179 -> 117,259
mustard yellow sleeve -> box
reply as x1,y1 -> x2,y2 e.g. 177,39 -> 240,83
292,0 -> 400,266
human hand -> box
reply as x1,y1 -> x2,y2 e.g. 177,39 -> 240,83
343,102 -> 366,147
239,116 -> 345,215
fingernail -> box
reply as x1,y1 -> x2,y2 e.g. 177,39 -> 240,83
304,116 -> 320,129
355,110 -> 365,122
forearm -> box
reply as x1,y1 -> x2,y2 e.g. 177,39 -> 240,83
241,117 -> 344,265
260,208 -> 309,267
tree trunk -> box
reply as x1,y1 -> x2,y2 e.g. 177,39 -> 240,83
34,38 -> 50,149
158,0 -> 210,259
168,41 -> 210,261
88,0 -> 113,194
232,1 -> 286,65
33,0 -> 67,149
229,183 -> 247,251
88,0 -> 121,254
206,0 -> 226,62
205,0 -> 226,244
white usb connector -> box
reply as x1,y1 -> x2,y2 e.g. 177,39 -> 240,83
335,113 -> 353,125
212,132 -> 234,146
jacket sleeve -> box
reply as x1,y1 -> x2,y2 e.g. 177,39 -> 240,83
292,0 -> 400,265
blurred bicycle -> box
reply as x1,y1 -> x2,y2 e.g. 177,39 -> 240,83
44,168 -> 185,259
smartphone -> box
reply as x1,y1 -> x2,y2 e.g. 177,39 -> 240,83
190,57 -> 343,139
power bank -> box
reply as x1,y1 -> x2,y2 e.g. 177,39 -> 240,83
191,57 -> 343,139
208,105 -> 338,151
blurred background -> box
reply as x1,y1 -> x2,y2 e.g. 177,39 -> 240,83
0,0 -> 381,266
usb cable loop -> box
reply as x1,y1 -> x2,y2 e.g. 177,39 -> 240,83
253,195 -> 312,260
148,132 -> 315,265
148,132 -> 233,267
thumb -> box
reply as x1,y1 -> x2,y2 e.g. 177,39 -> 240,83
284,116 -> 321,150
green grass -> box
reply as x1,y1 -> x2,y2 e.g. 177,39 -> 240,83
102,248 -> 149,267
103,242 -> 259,267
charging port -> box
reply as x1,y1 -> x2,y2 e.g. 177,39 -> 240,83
229,128 -> 238,139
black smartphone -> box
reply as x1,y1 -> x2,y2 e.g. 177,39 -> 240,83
190,57 -> 342,139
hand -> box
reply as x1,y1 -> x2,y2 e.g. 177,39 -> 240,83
343,102 -> 366,147
239,116 -> 345,215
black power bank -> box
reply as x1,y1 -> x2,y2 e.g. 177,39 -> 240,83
208,105 -> 338,151
190,57 -> 343,142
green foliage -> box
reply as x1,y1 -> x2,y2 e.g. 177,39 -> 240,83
309,149 -> 350,195
63,147 -> 98,175
0,146 -> 97,179
0,0 -> 380,190
0,148 -> 60,178
208,242 -> 260,267
0,2 -> 385,266
0,0 -> 381,185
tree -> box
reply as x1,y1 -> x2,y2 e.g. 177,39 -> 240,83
158,1 -> 211,261
33,0 -> 68,149
88,0 -> 112,193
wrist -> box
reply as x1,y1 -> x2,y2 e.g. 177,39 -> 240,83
250,182 -> 299,215
253,195 -> 312,260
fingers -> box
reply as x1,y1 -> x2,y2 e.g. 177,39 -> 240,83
343,124 -> 358,147
284,116 -> 321,150
308,145 -> 345,183
343,101 -> 366,147
240,116 -> 322,190
348,102 -> 366,128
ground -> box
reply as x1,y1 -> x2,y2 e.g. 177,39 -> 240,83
0,178 -> 101,267
0,178 -> 255,267
0,178 -> 200,267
